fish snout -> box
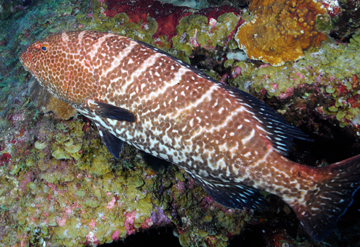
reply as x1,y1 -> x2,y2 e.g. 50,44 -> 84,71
19,48 -> 32,72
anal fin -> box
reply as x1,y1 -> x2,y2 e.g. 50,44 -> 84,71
96,124 -> 124,159
188,173 -> 269,211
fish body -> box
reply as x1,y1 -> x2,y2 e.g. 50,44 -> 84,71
20,31 -> 360,241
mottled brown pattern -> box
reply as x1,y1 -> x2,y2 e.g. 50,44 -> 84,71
16,31 -> 327,195
20,31 -> 360,241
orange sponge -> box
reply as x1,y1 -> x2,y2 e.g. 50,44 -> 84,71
236,0 -> 327,66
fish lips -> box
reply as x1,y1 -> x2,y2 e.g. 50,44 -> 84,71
19,47 -> 34,74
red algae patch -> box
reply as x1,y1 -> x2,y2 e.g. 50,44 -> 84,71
104,0 -> 192,40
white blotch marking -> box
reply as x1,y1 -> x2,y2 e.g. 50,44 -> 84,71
206,106 -> 244,134
243,151 -> 252,157
62,32 -> 69,43
121,52 -> 163,93
241,129 -> 255,145
88,33 -> 116,60
103,41 -> 136,77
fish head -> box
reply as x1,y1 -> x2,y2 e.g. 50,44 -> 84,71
20,32 -> 97,105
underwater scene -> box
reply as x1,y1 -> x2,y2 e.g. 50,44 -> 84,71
0,0 -> 359,246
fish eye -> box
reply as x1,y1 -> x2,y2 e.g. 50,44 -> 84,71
41,44 -> 49,53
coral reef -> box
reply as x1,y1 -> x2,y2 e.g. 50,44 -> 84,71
0,0 -> 359,246
330,0 -> 360,41
103,0 -> 192,42
72,0 -> 242,60
228,31 -> 360,128
0,107 -> 254,246
0,0 -> 29,20
172,12 -> 241,56
235,0 -> 327,66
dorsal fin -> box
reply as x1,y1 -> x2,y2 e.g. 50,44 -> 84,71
222,85 -> 312,155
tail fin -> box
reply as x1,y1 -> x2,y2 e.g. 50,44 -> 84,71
291,154 -> 360,241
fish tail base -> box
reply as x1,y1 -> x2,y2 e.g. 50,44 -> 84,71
292,154 -> 360,241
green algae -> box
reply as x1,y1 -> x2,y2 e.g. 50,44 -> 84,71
88,153 -> 112,176
84,196 -> 101,208
127,175 -> 145,188
173,13 -> 240,56
175,171 -> 186,182
34,141 -> 47,150
315,14 -> 334,32
179,232 -> 191,247
227,31 -> 360,127
76,1 -> 158,45
41,169 -> 74,183
52,149 -> 72,160
202,214 -> 213,223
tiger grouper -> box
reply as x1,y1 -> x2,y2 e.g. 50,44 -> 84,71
19,31 -> 360,241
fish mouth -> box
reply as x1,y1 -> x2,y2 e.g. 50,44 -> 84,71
19,52 -> 29,70
19,48 -> 33,74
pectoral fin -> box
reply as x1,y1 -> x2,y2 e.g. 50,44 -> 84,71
86,99 -> 136,122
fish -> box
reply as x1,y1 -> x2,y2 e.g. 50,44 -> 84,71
20,31 -> 360,241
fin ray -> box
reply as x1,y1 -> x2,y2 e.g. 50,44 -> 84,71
189,173 -> 269,211
89,100 -> 136,122
291,154 -> 360,241
96,124 -> 124,159
222,85 -> 312,155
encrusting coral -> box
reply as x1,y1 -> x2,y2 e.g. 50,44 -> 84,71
235,0 -> 327,66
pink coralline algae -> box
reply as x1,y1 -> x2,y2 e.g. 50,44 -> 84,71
124,211 -> 137,235
18,171 -> 34,191
85,232 -> 99,246
106,196 -> 116,209
318,0 -> 341,17
7,112 -> 25,125
111,230 -> 120,241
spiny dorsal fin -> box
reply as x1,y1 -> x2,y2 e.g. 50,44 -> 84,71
222,85 -> 312,155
